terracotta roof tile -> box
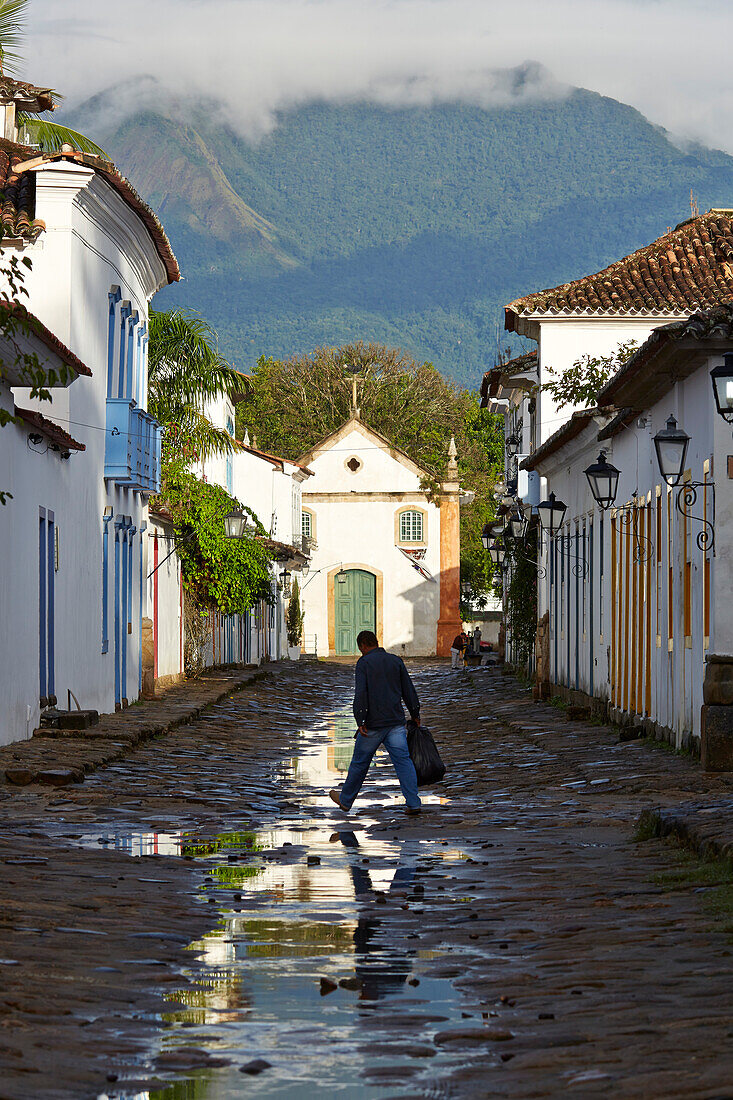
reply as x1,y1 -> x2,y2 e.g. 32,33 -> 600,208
0,77 -> 55,113
2,302 -> 92,376
505,210 -> 733,330
0,138 -> 45,241
26,150 -> 180,284
15,406 -> 85,450
479,349 -> 538,405
0,143 -> 179,283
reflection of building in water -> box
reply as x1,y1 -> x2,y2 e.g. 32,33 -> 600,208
101,831 -> 184,857
290,708 -> 391,793
328,709 -> 358,772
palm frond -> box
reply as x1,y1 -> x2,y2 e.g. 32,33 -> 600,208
149,308 -> 242,406
164,406 -> 241,461
0,0 -> 28,78
20,117 -> 108,158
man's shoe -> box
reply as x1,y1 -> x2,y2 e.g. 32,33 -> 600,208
329,789 -> 349,812
405,806 -> 422,816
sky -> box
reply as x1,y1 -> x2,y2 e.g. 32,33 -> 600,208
24,0 -> 733,151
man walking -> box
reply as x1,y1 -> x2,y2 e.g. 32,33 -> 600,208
329,630 -> 422,815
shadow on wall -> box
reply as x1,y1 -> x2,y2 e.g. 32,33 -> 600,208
393,568 -> 439,657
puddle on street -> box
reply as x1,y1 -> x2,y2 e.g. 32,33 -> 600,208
92,705 -> 470,1099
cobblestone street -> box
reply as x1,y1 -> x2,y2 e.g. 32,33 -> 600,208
2,661 -> 733,1099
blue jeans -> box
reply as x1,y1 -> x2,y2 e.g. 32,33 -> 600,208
339,723 -> 421,810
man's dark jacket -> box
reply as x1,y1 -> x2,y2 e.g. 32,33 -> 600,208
353,647 -> 420,730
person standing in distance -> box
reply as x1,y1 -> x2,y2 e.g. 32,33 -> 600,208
329,630 -> 422,816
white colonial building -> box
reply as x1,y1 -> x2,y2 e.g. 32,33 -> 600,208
296,416 -> 462,657
143,386 -> 313,690
521,304 -> 733,767
484,210 -> 733,680
0,76 -> 179,745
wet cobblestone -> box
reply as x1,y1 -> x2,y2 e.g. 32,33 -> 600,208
1,661 -> 733,1098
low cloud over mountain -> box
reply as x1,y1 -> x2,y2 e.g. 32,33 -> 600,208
27,0 -> 733,153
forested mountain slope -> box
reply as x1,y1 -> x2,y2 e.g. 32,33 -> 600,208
70,78 -> 733,385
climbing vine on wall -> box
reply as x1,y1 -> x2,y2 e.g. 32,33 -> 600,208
505,534 -> 538,667
154,466 -> 273,616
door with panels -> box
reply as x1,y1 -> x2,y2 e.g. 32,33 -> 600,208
334,570 -> 377,655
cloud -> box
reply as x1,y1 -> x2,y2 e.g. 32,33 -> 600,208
23,0 -> 733,151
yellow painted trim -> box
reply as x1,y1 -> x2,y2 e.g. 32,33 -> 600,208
704,458 -> 710,475
303,491 -> 430,503
301,506 -> 316,542
668,637 -> 674,652
656,634 -> 662,648
395,506 -> 428,547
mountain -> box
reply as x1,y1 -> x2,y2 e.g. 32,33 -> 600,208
68,75 -> 733,387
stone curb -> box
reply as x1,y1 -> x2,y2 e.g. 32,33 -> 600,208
636,800 -> 733,870
2,666 -> 271,789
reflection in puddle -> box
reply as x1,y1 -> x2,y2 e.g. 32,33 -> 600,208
97,705 -> 466,1100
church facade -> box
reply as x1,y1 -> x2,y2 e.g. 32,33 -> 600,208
297,417 -> 462,658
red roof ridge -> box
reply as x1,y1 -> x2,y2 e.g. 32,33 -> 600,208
505,208 -> 733,331
16,149 -> 180,285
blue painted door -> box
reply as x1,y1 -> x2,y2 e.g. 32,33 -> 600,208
335,570 -> 376,655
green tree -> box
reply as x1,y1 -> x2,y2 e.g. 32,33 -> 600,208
236,341 -> 504,603
542,340 -> 638,411
286,576 -> 304,647
0,0 -> 106,156
149,308 -> 245,462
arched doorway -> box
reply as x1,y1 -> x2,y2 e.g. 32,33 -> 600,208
334,569 -> 377,655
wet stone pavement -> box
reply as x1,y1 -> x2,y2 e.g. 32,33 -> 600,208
2,662 -> 733,1099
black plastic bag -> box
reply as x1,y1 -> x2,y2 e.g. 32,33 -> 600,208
406,720 -> 446,787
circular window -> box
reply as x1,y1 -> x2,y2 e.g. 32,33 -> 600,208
346,456 -> 363,473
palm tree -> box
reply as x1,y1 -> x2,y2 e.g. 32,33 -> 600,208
148,308 -> 245,461
0,0 -> 107,156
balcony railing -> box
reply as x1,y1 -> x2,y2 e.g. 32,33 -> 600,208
105,398 -> 162,492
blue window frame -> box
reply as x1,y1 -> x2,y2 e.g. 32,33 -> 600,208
117,302 -> 132,400
102,511 -> 113,653
138,522 -> 146,693
126,312 -> 139,401
39,508 -> 46,701
107,287 -> 121,398
114,518 -> 124,707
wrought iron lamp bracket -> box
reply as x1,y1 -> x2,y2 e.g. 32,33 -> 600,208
675,481 -> 716,555
545,532 -> 589,579
616,505 -> 654,564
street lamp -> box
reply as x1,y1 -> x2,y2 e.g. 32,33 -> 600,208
584,451 -> 620,510
301,562 -> 310,577
711,354 -> 733,423
488,541 -> 505,566
653,415 -> 689,487
481,523 -> 492,550
224,506 -> 252,539
537,491 -> 567,536
508,508 -> 526,540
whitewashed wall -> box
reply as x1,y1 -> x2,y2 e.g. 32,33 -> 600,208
1,162 -> 168,745
537,354 -> 721,746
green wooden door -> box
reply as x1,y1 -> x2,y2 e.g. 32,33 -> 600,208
335,569 -> 376,655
